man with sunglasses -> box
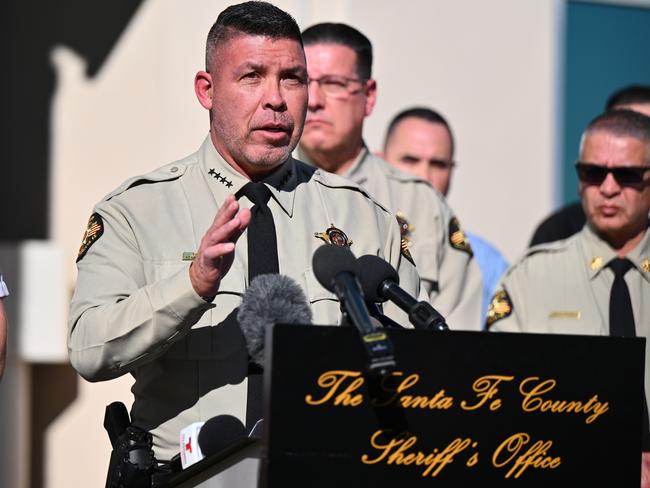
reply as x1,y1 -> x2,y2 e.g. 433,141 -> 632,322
488,109 -> 650,484
298,23 -> 482,330
530,84 -> 650,247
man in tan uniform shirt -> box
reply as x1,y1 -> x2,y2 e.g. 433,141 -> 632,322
68,2 -> 421,460
298,23 -> 482,330
488,109 -> 650,484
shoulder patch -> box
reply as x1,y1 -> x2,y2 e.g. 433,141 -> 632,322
103,161 -> 189,201
77,213 -> 104,262
486,289 -> 513,328
449,217 -> 473,256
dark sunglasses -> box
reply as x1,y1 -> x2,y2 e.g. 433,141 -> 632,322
575,161 -> 650,187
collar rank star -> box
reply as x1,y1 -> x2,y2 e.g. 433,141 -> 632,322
642,259 -> 650,273
396,211 -> 415,266
590,257 -> 604,270
449,217 -> 473,256
208,168 -> 233,188
315,224 -> 353,247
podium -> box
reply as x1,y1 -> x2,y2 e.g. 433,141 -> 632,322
159,325 -> 646,487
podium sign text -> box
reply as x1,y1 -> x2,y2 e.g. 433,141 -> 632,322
264,326 -> 644,487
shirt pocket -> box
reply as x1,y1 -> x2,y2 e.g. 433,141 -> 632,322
302,267 -> 341,325
151,260 -> 247,361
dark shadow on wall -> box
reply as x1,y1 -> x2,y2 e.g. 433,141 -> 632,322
0,3 -> 143,487
0,0 -> 143,241
30,363 -> 79,488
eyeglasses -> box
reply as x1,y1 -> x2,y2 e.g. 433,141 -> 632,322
308,75 -> 365,98
575,161 -> 650,187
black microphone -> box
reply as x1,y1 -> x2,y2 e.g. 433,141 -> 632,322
357,254 -> 449,331
237,274 -> 312,431
197,415 -> 247,458
312,245 -> 396,375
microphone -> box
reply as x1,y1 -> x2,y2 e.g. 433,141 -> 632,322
356,254 -> 449,331
237,274 -> 312,431
312,245 -> 396,375
238,273 -> 313,368
179,415 -> 246,469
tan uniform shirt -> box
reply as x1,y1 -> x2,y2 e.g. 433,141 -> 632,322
300,146 -> 483,329
68,136 -> 421,459
488,224 -> 650,417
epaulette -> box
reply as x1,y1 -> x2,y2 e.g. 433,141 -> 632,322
503,235 -> 575,278
101,158 -> 192,202
375,156 -> 439,187
311,168 -> 390,214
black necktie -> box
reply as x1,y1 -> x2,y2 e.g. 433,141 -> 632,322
607,258 -> 649,449
236,182 -> 279,431
608,258 -> 635,337
236,182 -> 279,282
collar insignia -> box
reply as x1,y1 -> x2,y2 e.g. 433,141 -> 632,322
396,212 -> 416,265
449,217 -> 473,256
590,257 -> 604,270
208,168 -> 233,188
315,224 -> 353,247
642,259 -> 650,273
77,213 -> 104,262
396,211 -> 414,239
486,289 -> 513,328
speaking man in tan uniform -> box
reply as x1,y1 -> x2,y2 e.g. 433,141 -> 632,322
487,109 -> 650,484
297,23 -> 482,330
68,2 -> 420,460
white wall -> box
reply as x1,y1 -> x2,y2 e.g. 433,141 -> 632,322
5,1 -> 561,486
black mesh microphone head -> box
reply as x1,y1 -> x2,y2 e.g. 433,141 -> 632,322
356,255 -> 399,302
312,244 -> 359,292
197,415 -> 246,458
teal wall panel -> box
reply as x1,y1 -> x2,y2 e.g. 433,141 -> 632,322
564,1 -> 650,203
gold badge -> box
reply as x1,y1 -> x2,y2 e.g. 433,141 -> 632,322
315,224 -> 353,247
590,257 -> 604,270
396,212 -> 415,266
396,211 -> 414,239
486,289 -> 513,328
401,238 -> 415,266
642,259 -> 650,273
449,217 -> 473,256
77,213 -> 104,262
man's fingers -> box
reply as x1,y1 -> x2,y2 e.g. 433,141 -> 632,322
228,208 -> 252,244
205,213 -> 245,246
203,242 -> 236,262
211,195 -> 239,229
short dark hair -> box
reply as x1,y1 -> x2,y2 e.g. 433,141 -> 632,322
206,1 -> 302,69
384,107 -> 455,156
302,23 -> 372,80
605,85 -> 650,111
583,109 -> 650,163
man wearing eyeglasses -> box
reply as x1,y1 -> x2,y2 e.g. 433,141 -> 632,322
298,23 -> 482,330
488,109 -> 650,485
